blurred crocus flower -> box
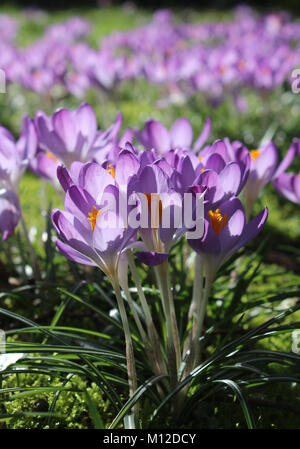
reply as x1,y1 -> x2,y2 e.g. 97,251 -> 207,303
188,197 -> 268,281
29,148 -> 60,189
0,117 -> 37,193
34,104 -> 121,168
244,140 -> 296,217
20,67 -> 57,95
0,188 -> 21,241
135,117 -> 211,155
273,173 -> 300,205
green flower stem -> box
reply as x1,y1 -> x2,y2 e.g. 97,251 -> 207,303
111,277 -> 138,419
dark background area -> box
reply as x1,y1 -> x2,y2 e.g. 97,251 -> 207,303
3,0 -> 300,14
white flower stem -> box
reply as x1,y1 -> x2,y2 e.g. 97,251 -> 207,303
127,250 -> 167,375
192,269 -> 215,369
155,260 -> 181,388
122,285 -> 148,345
20,212 -> 41,282
111,277 -> 138,420
183,253 -> 204,361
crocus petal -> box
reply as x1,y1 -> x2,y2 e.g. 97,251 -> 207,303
135,251 -> 169,266
254,142 -> 278,182
115,149 -> 140,185
56,239 -> 96,266
218,162 -> 242,199
205,153 -> 226,173
188,218 -> 221,255
233,207 -> 268,253
170,118 -> 193,148
119,128 -> 134,147
78,162 -> 115,200
136,164 -> 169,194
53,109 -> 77,152
146,120 -> 171,155
64,185 -> 96,225
292,175 -> 300,203
272,141 -> 296,180
57,165 -> 73,192
74,103 -> 97,151
35,112 -> 67,157
193,117 -> 211,153
0,189 -> 20,241
273,173 -> 298,203
18,116 -> 37,161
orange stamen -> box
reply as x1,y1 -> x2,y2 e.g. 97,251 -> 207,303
87,206 -> 101,232
208,208 -> 228,235
107,164 -> 115,178
46,152 -> 59,163
238,60 -> 247,71
250,149 -> 261,161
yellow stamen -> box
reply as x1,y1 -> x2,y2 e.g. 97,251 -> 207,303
107,164 -> 115,178
250,149 -> 261,161
46,152 -> 59,163
87,206 -> 101,232
198,156 -> 203,161
208,208 -> 228,235
201,168 -> 206,173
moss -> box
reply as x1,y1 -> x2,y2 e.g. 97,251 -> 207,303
1,372 -> 113,429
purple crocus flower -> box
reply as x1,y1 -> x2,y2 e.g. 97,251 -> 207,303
34,104 -> 121,168
188,197 -> 268,280
244,140 -> 296,216
29,148 -> 60,188
0,188 -> 21,241
135,117 -> 211,155
0,117 -> 37,193
273,173 -> 300,204
52,162 -> 137,280
129,164 -> 202,266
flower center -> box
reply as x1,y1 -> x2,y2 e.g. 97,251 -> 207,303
87,206 -> 101,232
250,149 -> 261,161
208,208 -> 228,235
46,152 -> 59,163
238,60 -> 247,71
106,164 -> 115,178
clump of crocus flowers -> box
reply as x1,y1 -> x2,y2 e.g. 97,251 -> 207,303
2,103 -> 300,423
